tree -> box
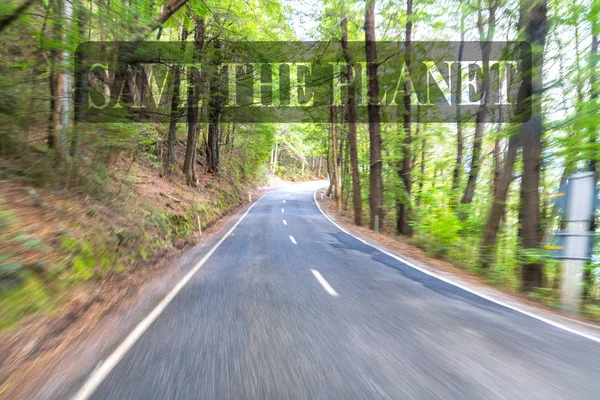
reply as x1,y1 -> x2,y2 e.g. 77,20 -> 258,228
206,39 -> 225,174
182,18 -> 205,186
451,4 -> 465,195
364,0 -> 384,230
461,0 -> 498,205
518,0 -> 548,293
341,1 -> 363,225
396,0 -> 413,235
330,105 -> 342,211
162,25 -> 188,179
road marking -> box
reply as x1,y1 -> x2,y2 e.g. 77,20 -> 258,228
289,235 -> 297,244
71,191 -> 273,400
311,269 -> 339,297
283,200 -> 286,203
283,220 -> 287,225
281,208 -> 284,213
312,188 -> 600,345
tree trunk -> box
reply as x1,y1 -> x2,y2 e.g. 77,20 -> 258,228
417,130 -> 425,207
162,26 -> 188,179
397,0 -> 413,235
330,105 -> 342,211
460,1 -> 497,205
51,0 -> 74,163
47,0 -> 58,148
206,41 -> 224,174
451,13 -> 465,194
364,0 -> 384,230
491,137 -> 501,196
341,5 -> 363,225
519,0 -> 548,293
183,19 -> 204,186
70,0 -> 89,172
480,133 -> 519,270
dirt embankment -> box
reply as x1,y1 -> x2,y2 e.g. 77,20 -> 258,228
0,150 -> 269,397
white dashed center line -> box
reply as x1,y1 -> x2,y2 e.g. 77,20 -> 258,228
283,220 -> 287,225
311,269 -> 339,297
283,200 -> 286,203
281,208 -> 284,213
289,235 -> 297,245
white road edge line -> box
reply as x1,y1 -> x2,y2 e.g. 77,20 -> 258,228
312,188 -> 600,345
72,191 -> 273,400
311,269 -> 339,297
289,235 -> 297,245
283,220 -> 287,225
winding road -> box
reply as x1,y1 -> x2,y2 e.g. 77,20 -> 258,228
74,181 -> 600,400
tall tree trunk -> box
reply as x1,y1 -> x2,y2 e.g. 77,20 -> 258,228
416,135 -> 425,207
519,0 -> 548,293
183,19 -> 205,186
330,105 -> 342,211
162,26 -> 188,179
491,137 -> 502,196
206,40 -> 224,174
397,0 -> 413,235
47,0 -> 58,148
51,0 -> 74,163
461,0 -> 497,205
364,0 -> 384,230
451,11 -> 465,195
341,4 -> 363,225
480,133 -> 519,270
70,0 -> 89,173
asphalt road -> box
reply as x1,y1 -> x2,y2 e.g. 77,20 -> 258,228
82,181 -> 600,399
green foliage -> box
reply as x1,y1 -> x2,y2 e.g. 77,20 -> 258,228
0,273 -> 52,330
413,193 -> 463,259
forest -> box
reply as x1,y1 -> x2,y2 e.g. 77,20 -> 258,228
0,0 -> 599,330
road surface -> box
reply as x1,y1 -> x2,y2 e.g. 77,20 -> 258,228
80,182 -> 600,399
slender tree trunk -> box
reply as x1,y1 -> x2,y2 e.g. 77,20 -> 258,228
492,137 -> 502,196
397,0 -> 413,235
364,0 -> 384,230
330,106 -> 342,211
480,134 -> 519,269
51,0 -> 74,163
452,13 -> 465,194
519,0 -> 548,293
317,156 -> 322,178
70,1 -> 88,173
206,40 -> 224,174
342,5 -> 363,225
162,26 -> 188,179
417,130 -> 425,207
183,19 -> 204,186
47,0 -> 58,148
461,1 -> 497,205
272,140 -> 279,175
